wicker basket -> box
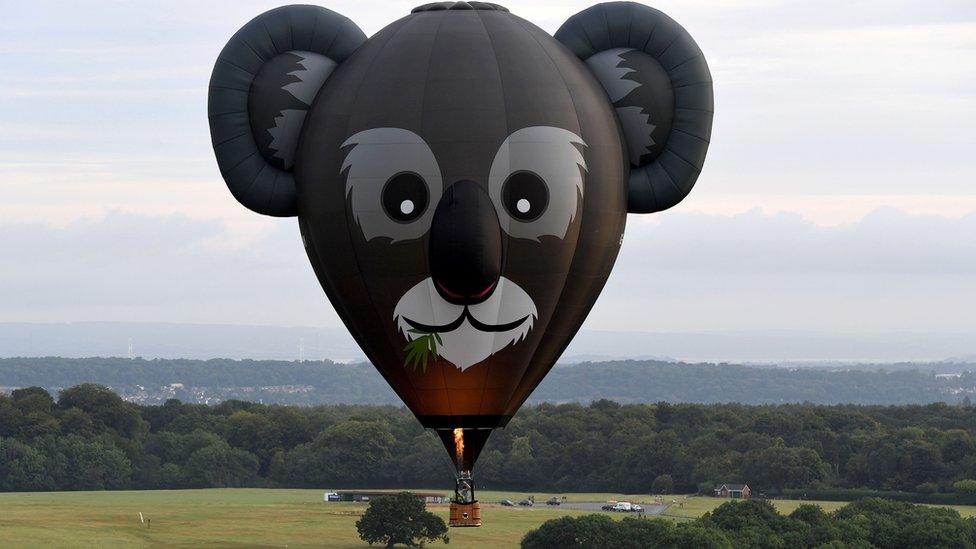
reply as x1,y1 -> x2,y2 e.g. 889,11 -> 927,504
448,502 -> 482,527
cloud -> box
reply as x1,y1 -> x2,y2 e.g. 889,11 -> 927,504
0,212 -> 339,326
624,208 -> 976,276
3,0 -> 973,228
590,208 -> 976,333
1,0 -> 974,229
1,208 -> 974,334
1,1 -> 974,335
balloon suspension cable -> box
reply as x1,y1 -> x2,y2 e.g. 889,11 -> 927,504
453,428 -> 476,504
455,470 -> 475,505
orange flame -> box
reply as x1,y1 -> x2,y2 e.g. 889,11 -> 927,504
453,428 -> 465,467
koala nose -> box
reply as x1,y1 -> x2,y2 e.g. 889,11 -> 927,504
428,180 -> 502,305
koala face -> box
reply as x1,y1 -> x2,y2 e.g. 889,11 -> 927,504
209,2 -> 713,431
295,8 -> 626,424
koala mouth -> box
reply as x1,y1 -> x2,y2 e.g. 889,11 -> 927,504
394,277 -> 537,371
403,309 -> 531,334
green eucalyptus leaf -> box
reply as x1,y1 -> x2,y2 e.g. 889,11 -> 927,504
402,331 -> 442,373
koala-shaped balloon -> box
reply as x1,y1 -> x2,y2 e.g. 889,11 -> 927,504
209,1 -> 712,432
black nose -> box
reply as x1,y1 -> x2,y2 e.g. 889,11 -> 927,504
428,180 -> 502,305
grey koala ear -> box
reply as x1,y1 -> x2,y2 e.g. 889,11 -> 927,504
208,5 -> 366,217
555,2 -> 713,214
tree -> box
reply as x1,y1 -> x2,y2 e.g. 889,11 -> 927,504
526,499 -> 976,549
271,420 -> 395,487
789,504 -> 828,526
702,499 -> 800,548
502,436 -> 536,488
11,387 -> 54,414
741,443 -> 830,490
668,524 -> 733,549
652,474 -> 674,494
59,407 -> 94,436
521,515 -> 626,548
31,435 -> 131,490
940,430 -> 975,463
183,440 -> 258,488
0,438 -> 49,491
223,410 -> 279,472
57,384 -> 146,442
521,514 -> 733,549
952,479 -> 976,495
355,492 -> 448,547
833,498 -> 975,548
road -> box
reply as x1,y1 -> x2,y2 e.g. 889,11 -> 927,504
553,502 -> 672,515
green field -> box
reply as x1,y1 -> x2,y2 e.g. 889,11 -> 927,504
659,495 -> 976,521
0,489 -> 636,548
2,489 -> 976,547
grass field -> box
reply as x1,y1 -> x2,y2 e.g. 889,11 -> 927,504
2,489 -> 976,547
0,488 -> 638,548
660,496 -> 849,520
659,495 -> 976,521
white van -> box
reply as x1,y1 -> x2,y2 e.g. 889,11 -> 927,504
612,502 -> 632,512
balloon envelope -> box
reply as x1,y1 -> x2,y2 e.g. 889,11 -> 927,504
295,7 -> 627,437
208,2 -> 714,472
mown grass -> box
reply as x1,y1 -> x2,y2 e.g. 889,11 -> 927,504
2,489 -> 975,547
660,495 -> 976,520
0,489 -> 636,548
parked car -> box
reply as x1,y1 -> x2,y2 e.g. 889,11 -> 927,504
601,503 -> 616,511
612,502 -> 632,512
518,499 -> 534,507
499,499 -> 515,507
632,504 -> 644,513
546,497 -> 561,506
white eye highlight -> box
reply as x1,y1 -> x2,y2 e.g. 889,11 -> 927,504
341,129 -> 443,242
488,126 -> 587,241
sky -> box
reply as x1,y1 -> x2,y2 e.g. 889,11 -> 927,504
1,0 -> 974,333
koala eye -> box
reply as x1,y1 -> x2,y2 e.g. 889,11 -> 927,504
341,128 -> 443,242
488,127 -> 587,241
502,172 -> 548,222
383,173 -> 429,223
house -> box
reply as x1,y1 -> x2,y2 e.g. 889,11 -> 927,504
713,484 -> 751,499
330,490 -> 447,504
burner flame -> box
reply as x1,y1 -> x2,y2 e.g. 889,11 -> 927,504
453,428 -> 465,467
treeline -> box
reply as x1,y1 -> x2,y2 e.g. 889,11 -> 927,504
0,357 -> 399,405
4,385 -> 976,495
522,498 -> 976,548
2,357 -> 974,406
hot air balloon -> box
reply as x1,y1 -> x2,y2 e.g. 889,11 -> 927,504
208,1 -> 712,526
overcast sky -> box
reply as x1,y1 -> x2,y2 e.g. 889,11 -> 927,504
1,0 -> 974,333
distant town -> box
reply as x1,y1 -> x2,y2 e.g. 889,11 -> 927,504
2,357 -> 975,407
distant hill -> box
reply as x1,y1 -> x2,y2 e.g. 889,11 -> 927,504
1,357 -> 973,407
0,322 -> 366,362
1,322 -> 974,363
533,361 -> 976,405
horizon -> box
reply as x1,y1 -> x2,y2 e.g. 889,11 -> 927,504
2,321 -> 973,363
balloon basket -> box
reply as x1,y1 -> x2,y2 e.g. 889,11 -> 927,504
449,469 -> 481,527
449,501 -> 482,527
